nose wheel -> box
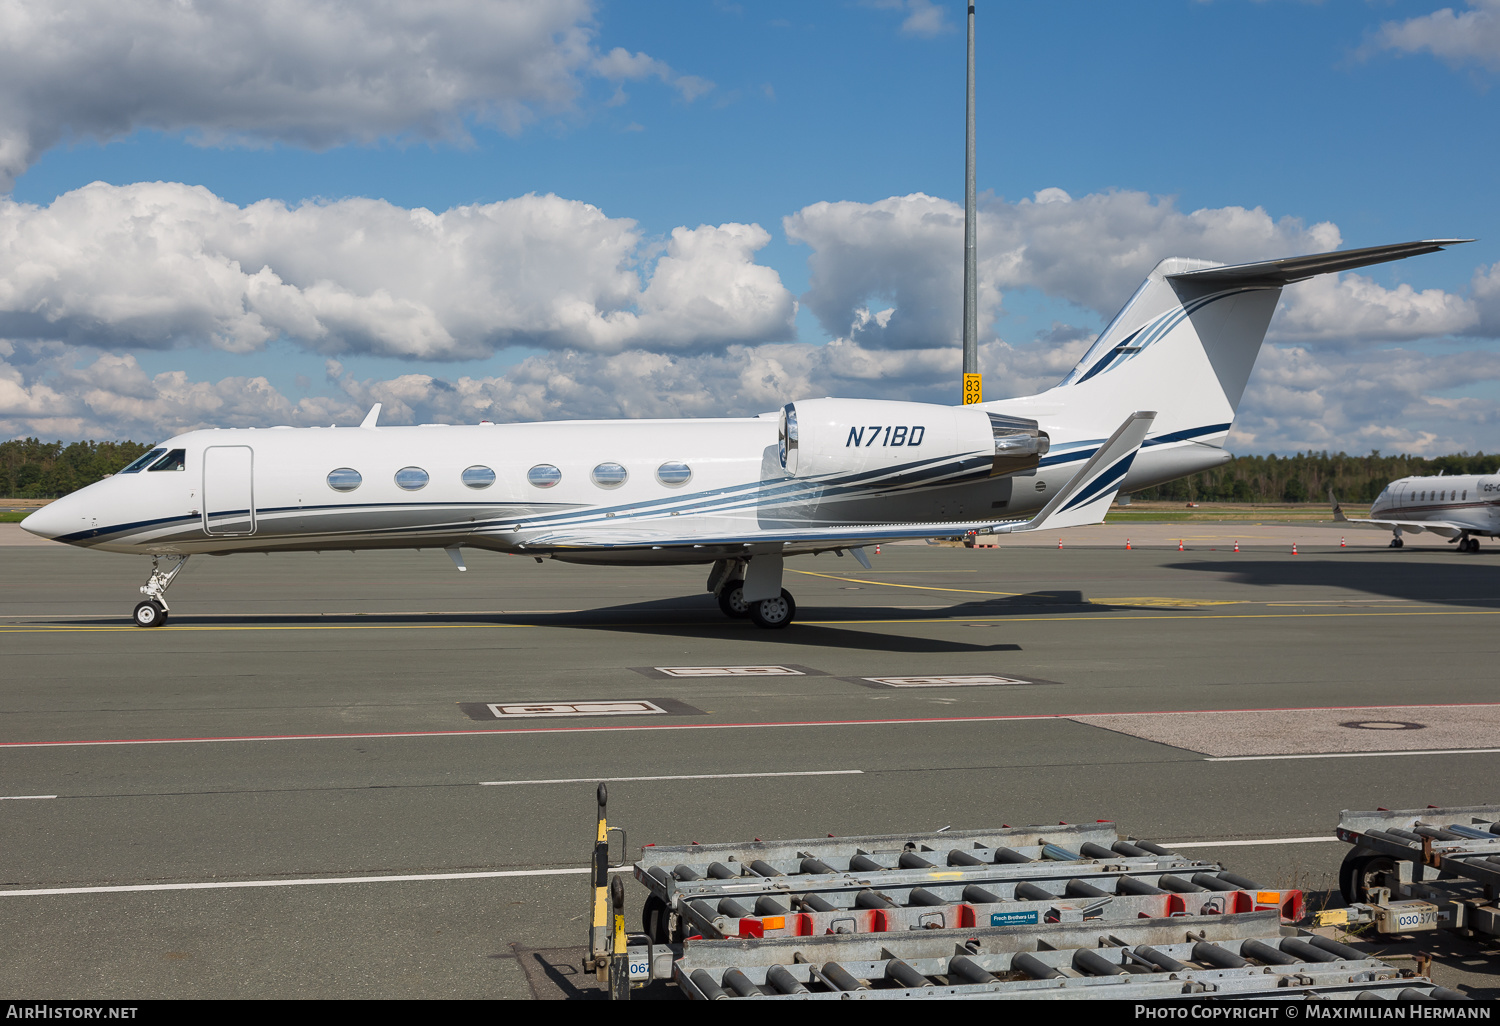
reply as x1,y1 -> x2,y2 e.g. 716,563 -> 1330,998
133,600 -> 167,628
133,554 -> 189,627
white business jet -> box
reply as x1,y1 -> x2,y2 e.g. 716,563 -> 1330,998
22,239 -> 1468,628
1331,476 -> 1499,552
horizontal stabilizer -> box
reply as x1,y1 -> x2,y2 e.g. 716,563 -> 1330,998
1168,239 -> 1473,286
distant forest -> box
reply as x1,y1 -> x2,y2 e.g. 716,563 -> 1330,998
1132,451 -> 1500,503
4,436 -> 1500,503
1,438 -> 153,498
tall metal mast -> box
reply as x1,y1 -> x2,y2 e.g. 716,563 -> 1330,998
961,2 -> 980,405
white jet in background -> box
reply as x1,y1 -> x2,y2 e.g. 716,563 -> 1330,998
22,239 -> 1470,628
1331,475 -> 1500,552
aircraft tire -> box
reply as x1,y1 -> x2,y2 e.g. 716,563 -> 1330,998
1472,539 -> 1482,553
1389,537 -> 1404,549
132,600 -> 166,628
749,590 -> 796,629
717,581 -> 751,618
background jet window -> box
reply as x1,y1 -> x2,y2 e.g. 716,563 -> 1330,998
148,449 -> 187,472
395,467 -> 429,490
656,461 -> 692,486
591,462 -> 628,488
527,465 -> 561,488
120,448 -> 166,474
327,468 -> 362,492
462,465 -> 496,489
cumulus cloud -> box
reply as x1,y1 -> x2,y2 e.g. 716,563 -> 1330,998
0,0 -> 710,190
862,0 -> 952,38
0,182 -> 796,359
1367,0 -> 1500,72
785,189 -> 1475,350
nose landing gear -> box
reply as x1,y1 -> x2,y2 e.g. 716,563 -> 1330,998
134,555 -> 189,627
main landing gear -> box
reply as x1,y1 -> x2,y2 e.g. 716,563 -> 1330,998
709,558 -> 797,629
1388,536 -> 1404,549
133,554 -> 188,627
1460,536 -> 1482,553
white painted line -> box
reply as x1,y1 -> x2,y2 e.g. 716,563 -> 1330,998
485,701 -> 665,719
865,675 -> 1030,688
654,666 -> 804,677
0,865 -> 630,898
1163,836 -> 1340,848
1206,747 -> 1500,763
0,794 -> 57,800
480,770 -> 863,786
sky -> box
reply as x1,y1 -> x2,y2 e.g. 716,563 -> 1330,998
0,0 -> 1497,456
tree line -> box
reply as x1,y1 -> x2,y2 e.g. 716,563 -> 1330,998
1132,450 -> 1500,504
1,438 -> 154,498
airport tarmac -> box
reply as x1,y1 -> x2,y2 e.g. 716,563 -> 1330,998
1,535 -> 1497,999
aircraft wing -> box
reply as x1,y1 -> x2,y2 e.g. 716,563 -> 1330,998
1328,490 -> 1465,539
518,411 -> 1155,553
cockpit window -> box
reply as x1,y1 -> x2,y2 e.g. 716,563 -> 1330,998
148,449 -> 187,472
119,448 -> 166,474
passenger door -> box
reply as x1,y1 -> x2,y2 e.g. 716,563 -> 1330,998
202,446 -> 256,536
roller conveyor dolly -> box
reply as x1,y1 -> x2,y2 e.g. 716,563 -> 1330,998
674,910 -> 1457,1001
634,824 -> 1301,942
1323,804 -> 1500,940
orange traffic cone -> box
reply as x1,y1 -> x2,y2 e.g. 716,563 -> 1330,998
1125,538 -> 1131,550
874,545 -> 881,555
1233,540 -> 1239,553
1291,542 -> 1298,555
1341,536 -> 1346,548
1178,539 -> 1184,552
1058,538 -> 1063,549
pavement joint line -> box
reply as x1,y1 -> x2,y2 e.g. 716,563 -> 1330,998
1159,836 -> 1340,847
0,865 -> 631,898
3,607 -> 1500,633
1205,747 -> 1500,762
479,770 -> 863,786
3,702 -> 1497,749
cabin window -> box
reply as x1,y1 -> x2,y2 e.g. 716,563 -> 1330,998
120,448 -> 166,474
395,467 -> 429,491
591,462 -> 628,488
527,465 -> 561,489
656,461 -> 692,486
148,449 -> 186,472
461,465 -> 496,489
327,468 -> 362,492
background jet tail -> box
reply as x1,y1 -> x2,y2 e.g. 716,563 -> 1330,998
1005,411 -> 1155,533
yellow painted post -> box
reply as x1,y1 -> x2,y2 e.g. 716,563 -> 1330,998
963,372 -> 983,405
588,783 -> 611,980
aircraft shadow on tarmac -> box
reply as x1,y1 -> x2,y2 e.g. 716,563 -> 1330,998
1168,558 -> 1500,609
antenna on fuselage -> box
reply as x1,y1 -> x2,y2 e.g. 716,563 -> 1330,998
961,1 -> 980,406
360,403 -> 382,429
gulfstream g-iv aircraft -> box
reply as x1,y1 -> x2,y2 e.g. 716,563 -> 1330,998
21,239 -> 1469,628
1331,475 -> 1500,552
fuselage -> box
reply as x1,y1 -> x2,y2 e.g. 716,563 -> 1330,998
21,404 -> 1228,564
1370,474 -> 1500,536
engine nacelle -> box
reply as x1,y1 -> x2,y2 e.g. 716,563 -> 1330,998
777,398 -> 1048,479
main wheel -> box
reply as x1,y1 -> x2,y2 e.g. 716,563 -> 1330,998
749,589 -> 796,629
1338,849 -> 1397,905
132,600 -> 166,628
717,580 -> 751,618
1390,537 -> 1404,549
1472,538 -> 1482,553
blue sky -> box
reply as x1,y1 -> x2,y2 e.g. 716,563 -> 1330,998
1,0 -> 1497,455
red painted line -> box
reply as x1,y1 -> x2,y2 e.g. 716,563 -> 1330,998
2,702 -> 1497,749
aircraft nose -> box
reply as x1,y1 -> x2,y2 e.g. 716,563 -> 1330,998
20,497 -> 77,540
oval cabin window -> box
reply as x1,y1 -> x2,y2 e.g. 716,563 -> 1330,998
592,462 -> 628,488
395,467 -> 429,491
527,465 -> 561,488
656,461 -> 692,486
462,466 -> 496,489
327,468 -> 362,492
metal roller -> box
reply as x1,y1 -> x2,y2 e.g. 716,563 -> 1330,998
717,897 -> 753,918
765,964 -> 809,995
1365,829 -> 1419,847
885,958 -> 933,988
1240,939 -> 1299,966
1079,842 -> 1117,859
1111,840 -> 1150,857
908,886 -> 947,906
820,962 -> 869,992
1190,942 -> 1249,969
1158,874 -> 1208,893
992,846 -> 1033,864
1041,843 -> 1084,861
721,967 -> 764,997
707,861 -> 739,879
947,955 -> 998,985
963,884 -> 1003,904
854,888 -> 895,909
1413,825 -> 1465,841
1065,878 -> 1112,898
947,849 -> 986,866
690,968 -> 730,1000
1130,945 -> 1188,972
898,851 -> 936,869
1012,951 -> 1067,980
1215,871 -> 1262,890
797,892 -> 838,913
1388,828 -> 1424,842
1278,937 -> 1341,963
748,859 -> 783,877
849,854 -> 884,872
1072,948 -> 1128,976
672,864 -> 703,881
1014,881 -> 1054,901
1190,872 -> 1240,892
1117,876 -> 1166,895
799,857 -> 835,875
1307,935 -> 1367,961
754,896 -> 789,916
1130,840 -> 1176,856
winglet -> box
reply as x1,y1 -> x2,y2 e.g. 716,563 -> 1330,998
1002,411 -> 1156,534
1329,488 -> 1348,522
360,403 -> 382,429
